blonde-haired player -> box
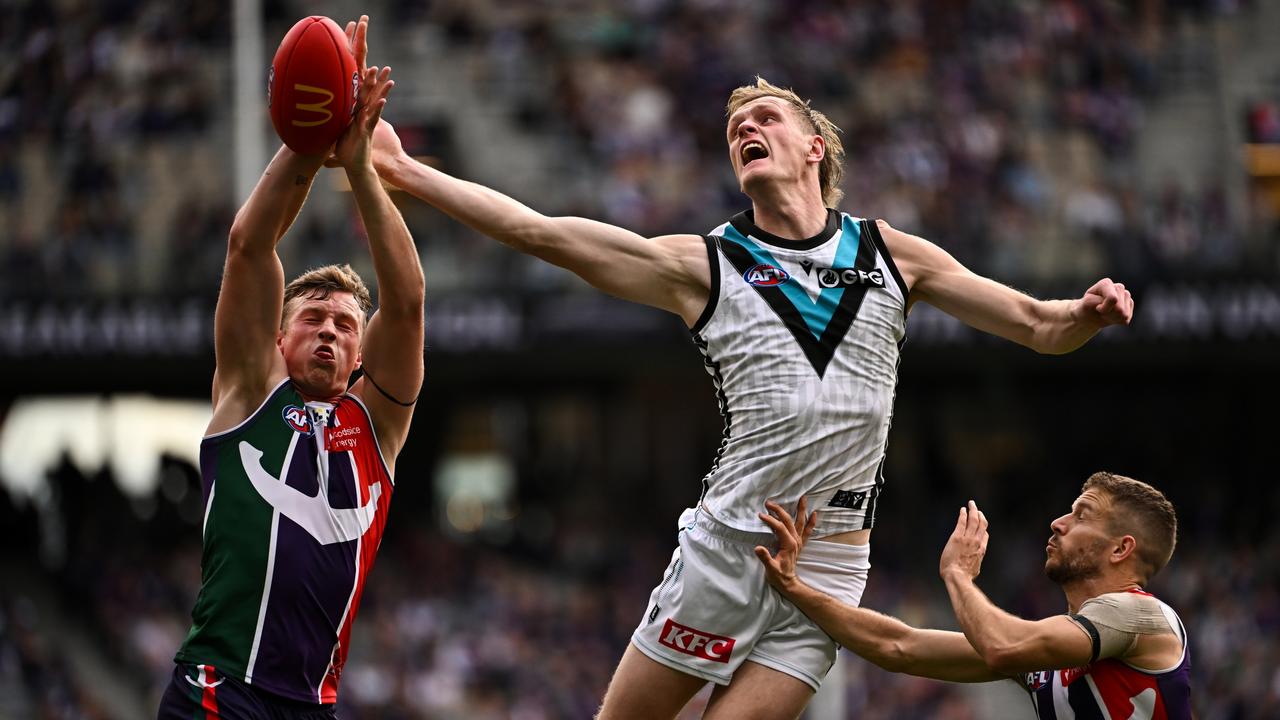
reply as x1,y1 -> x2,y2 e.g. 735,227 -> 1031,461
370,75 -> 1133,718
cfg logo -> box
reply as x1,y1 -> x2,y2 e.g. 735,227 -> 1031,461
817,267 -> 885,289
743,264 -> 789,287
658,619 -> 735,663
282,405 -> 312,434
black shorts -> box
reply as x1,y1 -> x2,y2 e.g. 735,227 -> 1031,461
157,663 -> 338,720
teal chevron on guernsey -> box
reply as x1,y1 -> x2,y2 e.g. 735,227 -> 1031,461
719,215 -> 862,341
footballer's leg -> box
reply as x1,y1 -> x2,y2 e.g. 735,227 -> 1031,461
596,643 -> 709,720
703,661 -> 814,720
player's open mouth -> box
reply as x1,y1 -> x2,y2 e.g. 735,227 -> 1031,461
315,346 -> 335,361
741,141 -> 768,167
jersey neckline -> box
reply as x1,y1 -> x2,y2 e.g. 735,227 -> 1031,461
729,208 -> 840,251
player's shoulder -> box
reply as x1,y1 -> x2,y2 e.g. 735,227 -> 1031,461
1078,590 -> 1175,634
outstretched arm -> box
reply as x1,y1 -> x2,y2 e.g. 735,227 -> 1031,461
939,501 -> 1094,674
755,501 -> 1003,683
371,121 -> 710,326
881,222 -> 1134,354
210,145 -> 325,430
331,53 -> 424,465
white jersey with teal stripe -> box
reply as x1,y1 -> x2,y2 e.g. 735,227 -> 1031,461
691,209 -> 908,536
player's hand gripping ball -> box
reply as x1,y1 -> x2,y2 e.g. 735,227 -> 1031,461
268,16 -> 359,154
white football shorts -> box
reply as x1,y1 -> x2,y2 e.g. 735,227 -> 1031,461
631,507 -> 870,691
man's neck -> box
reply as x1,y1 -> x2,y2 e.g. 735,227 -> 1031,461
749,185 -> 828,241
1062,577 -> 1143,614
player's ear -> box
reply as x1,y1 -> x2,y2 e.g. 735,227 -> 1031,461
808,134 -> 825,164
1111,535 -> 1137,565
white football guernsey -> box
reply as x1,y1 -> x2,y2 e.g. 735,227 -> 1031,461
692,209 -> 908,536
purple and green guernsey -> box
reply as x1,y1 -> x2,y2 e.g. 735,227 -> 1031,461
176,380 -> 394,704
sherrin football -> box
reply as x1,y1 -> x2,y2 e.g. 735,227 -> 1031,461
268,16 -> 359,154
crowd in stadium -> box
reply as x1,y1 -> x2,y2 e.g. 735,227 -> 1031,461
2,0 -> 1277,718
0,0 -> 1272,301
3,457 -> 1278,718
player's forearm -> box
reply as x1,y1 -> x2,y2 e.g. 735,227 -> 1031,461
781,582 -> 992,682
229,146 -> 326,254
1026,298 -> 1103,355
942,570 -> 1038,672
378,151 -> 553,254
347,165 -> 425,318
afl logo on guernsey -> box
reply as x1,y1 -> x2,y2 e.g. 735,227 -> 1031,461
743,264 -> 789,287
1023,670 -> 1052,691
282,405 -> 312,434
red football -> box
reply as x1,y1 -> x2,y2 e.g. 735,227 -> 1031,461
268,16 -> 359,154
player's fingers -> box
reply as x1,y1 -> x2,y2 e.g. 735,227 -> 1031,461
802,511 -> 817,542
965,500 -> 980,534
354,17 -> 368,70
754,546 -> 778,569
367,98 -> 388,129
767,500 -> 796,528
758,511 -> 794,544
345,21 -> 356,47
977,509 -> 988,535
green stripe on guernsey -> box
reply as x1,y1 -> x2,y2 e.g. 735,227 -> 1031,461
175,381 -> 298,682
720,218 -> 861,340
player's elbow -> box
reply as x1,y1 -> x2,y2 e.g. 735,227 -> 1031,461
980,643 -> 1035,675
502,215 -> 558,256
865,637 -> 917,674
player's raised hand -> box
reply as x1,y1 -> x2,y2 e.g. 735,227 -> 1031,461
939,500 -> 989,582
1073,278 -> 1135,328
343,15 -> 368,75
370,119 -> 406,175
754,498 -> 817,595
334,66 -> 394,171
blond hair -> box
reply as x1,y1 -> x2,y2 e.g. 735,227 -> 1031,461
1083,472 -> 1178,583
726,77 -> 846,207
281,264 -> 373,329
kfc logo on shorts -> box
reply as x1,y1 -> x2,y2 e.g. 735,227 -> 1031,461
659,619 -> 736,663
282,405 -> 312,434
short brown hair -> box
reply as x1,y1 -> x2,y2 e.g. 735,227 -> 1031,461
726,77 -> 846,207
281,264 -> 373,329
1083,472 -> 1178,582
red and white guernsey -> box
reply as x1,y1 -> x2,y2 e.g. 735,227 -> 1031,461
1021,590 -> 1192,720
176,380 -> 393,704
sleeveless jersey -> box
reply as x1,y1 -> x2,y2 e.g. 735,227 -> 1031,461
176,380 -> 393,704
694,209 -> 908,535
1021,591 -> 1192,720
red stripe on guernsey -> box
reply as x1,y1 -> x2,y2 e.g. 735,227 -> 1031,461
1090,661 -> 1168,720
200,665 -> 219,718
1128,588 -> 1154,597
318,402 -> 393,704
